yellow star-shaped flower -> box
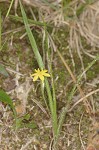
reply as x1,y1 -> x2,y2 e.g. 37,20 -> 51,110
30,68 -> 50,81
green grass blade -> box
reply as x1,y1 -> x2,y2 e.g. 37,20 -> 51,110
0,90 -> 13,107
19,1 -> 44,69
0,10 -> 1,49
0,64 -> 9,77
51,77 -> 58,135
55,107 -> 68,146
9,15 -> 50,27
5,0 -> 14,17
43,24 -> 58,135
0,90 -> 17,119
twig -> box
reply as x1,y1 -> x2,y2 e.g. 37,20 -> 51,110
6,67 -> 25,76
69,88 -> 99,112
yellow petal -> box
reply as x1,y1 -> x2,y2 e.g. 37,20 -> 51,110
31,73 -> 37,76
35,69 -> 38,72
42,70 -> 48,73
37,68 -> 40,71
39,75 -> 44,81
33,75 -> 39,81
43,73 -> 50,77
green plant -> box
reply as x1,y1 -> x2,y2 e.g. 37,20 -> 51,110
0,10 -> 1,49
0,90 -> 17,123
19,0 -> 58,144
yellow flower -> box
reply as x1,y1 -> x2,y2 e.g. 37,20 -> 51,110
30,68 -> 50,81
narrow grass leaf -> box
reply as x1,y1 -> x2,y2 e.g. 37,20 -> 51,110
0,90 -> 17,119
0,90 -> 14,108
0,64 -> 9,77
9,15 -> 50,27
19,0 -> 44,69
55,107 -> 68,145
0,10 -> 1,49
44,25 -> 58,134
6,0 -> 14,17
